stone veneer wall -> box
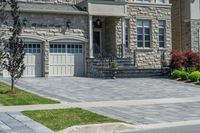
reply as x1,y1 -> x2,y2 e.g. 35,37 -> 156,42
191,19 -> 200,52
104,17 -> 121,57
1,13 -> 88,76
125,4 -> 172,69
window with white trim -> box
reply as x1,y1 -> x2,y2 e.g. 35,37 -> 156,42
158,20 -> 166,48
137,20 -> 151,48
49,44 -> 82,53
24,43 -> 41,53
67,44 -> 82,53
50,44 -> 66,53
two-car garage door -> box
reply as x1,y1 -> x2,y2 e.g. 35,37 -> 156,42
3,41 -> 84,77
49,43 -> 84,76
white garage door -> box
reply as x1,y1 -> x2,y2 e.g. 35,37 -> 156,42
23,43 -> 42,77
49,43 -> 84,76
3,43 -> 42,77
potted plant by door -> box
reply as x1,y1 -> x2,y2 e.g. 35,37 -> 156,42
111,61 -> 118,79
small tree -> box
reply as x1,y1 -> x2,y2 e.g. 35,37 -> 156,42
4,0 -> 25,93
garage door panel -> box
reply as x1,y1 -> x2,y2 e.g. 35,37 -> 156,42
57,55 -> 62,65
69,55 -> 75,65
49,43 -> 84,76
66,55 -> 70,65
3,43 -> 42,77
61,55 -> 66,65
58,66 -> 62,75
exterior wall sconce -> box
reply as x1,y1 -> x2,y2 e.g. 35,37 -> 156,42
94,18 -> 102,28
66,20 -> 72,28
22,18 -> 27,27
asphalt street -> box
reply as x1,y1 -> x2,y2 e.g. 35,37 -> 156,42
122,124 -> 200,133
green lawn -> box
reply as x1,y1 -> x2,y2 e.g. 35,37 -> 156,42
0,82 -> 59,106
22,108 -> 121,131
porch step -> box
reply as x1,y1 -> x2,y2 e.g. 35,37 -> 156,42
88,68 -> 170,78
89,58 -> 135,68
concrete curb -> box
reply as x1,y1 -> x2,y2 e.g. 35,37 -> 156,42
117,120 -> 200,133
57,123 -> 136,133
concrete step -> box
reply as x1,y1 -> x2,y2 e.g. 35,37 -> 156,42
89,68 -> 170,78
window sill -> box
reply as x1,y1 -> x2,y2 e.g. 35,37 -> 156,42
136,48 -> 154,52
158,48 -> 168,51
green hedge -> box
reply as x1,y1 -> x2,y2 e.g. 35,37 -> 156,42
180,71 -> 189,80
171,70 -> 182,79
188,71 -> 200,82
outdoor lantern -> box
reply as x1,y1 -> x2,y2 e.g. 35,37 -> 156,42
66,20 -> 72,28
95,18 -> 102,28
22,18 -> 27,26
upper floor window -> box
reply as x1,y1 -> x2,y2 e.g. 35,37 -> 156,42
158,20 -> 166,48
137,20 -> 151,48
125,19 -> 130,48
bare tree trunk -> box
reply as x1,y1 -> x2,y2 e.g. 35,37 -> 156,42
11,77 -> 16,94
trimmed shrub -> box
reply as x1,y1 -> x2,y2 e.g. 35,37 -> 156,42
188,71 -> 200,82
171,70 -> 182,79
186,67 -> 199,74
180,71 -> 189,80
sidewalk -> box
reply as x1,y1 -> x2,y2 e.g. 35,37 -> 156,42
0,112 -> 53,133
1,96 -> 200,112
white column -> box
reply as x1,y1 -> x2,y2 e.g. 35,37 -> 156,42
121,17 -> 126,57
89,15 -> 94,58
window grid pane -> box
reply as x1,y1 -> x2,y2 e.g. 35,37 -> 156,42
137,20 -> 151,48
24,43 -> 41,53
159,20 -> 166,48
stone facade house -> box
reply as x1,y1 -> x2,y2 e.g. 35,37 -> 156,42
170,0 -> 200,52
1,0 -> 172,77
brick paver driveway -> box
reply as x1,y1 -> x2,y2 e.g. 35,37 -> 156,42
8,77 -> 200,102
1,77 -> 200,130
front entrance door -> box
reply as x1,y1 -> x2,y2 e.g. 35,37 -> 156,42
93,29 -> 102,57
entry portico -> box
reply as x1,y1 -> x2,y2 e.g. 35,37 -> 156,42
85,0 -> 127,58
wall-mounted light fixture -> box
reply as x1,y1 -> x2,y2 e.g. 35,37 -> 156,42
66,19 -> 72,28
22,18 -> 27,27
94,18 -> 102,28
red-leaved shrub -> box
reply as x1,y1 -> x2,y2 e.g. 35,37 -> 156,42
170,49 -> 200,70
170,50 -> 186,70
184,49 -> 200,68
